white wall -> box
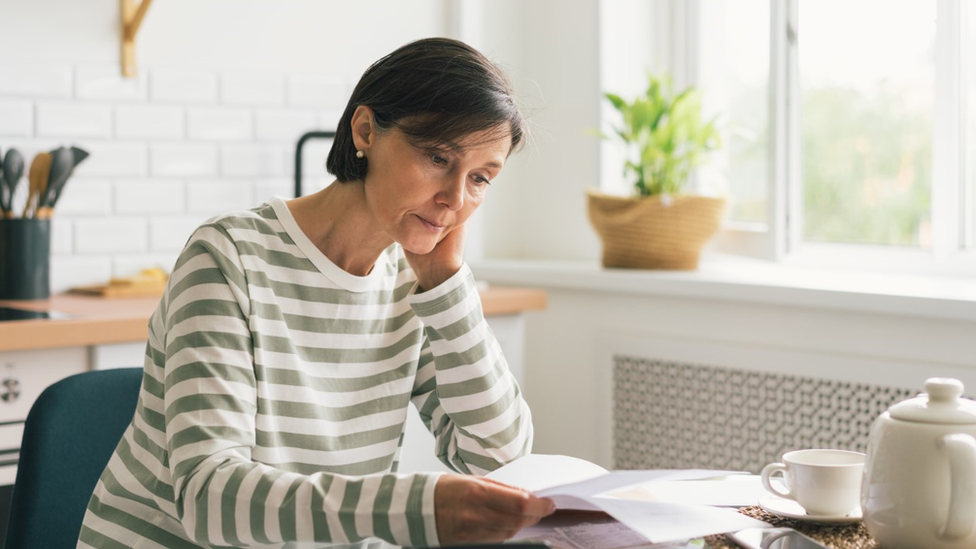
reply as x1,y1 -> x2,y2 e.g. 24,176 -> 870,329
471,0 -> 604,262
513,286 -> 976,468
0,0 -> 447,292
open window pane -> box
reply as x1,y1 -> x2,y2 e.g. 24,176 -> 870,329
698,0 -> 770,224
799,0 -> 935,248
968,6 -> 976,248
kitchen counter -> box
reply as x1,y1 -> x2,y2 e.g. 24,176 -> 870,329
0,287 -> 548,352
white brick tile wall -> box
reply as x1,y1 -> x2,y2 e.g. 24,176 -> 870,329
297,140 -> 333,178
50,255 -> 112,293
186,179 -> 254,215
116,105 -> 184,139
50,178 -> 113,216
76,66 -> 148,101
287,75 -> 348,107
0,64 -> 72,98
221,144 -> 285,177
301,177 -> 332,195
151,144 -> 218,177
0,64 -> 349,276
74,142 -> 148,177
318,109 -> 343,131
150,217 -> 206,252
222,72 -> 285,106
36,103 -> 112,138
150,69 -> 219,104
115,179 -> 186,214
255,109 -> 317,142
254,177 -> 294,202
187,108 -> 253,141
50,218 -> 73,256
0,101 -> 33,136
75,218 -> 147,254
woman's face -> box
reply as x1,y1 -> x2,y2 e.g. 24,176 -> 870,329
359,118 -> 511,255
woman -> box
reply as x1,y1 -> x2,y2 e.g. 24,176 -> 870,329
78,38 -> 553,548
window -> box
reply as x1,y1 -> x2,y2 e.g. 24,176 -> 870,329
968,7 -> 976,247
691,0 -> 974,273
698,0 -> 770,226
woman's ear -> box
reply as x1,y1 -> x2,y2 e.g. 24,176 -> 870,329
350,105 -> 376,153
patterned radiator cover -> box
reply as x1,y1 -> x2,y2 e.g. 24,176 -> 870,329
613,355 -> 916,473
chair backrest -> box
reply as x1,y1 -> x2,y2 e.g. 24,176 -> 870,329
4,367 -> 142,549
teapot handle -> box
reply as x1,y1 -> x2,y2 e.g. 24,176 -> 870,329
938,433 -> 976,540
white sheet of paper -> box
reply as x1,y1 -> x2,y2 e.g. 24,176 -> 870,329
609,475 -> 766,507
535,468 -> 742,500
592,498 -> 767,543
484,453 -> 609,492
489,454 -> 766,541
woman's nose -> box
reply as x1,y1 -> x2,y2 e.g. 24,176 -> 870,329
436,173 -> 465,211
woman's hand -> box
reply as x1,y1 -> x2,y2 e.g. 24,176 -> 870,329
404,223 -> 467,293
434,474 -> 555,545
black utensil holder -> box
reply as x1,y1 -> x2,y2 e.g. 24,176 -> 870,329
0,218 -> 51,300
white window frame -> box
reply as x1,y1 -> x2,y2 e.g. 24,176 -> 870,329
688,0 -> 976,276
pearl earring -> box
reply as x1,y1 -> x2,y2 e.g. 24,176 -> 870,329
356,150 -> 364,159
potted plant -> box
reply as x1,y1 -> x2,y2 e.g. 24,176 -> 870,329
589,74 -> 726,270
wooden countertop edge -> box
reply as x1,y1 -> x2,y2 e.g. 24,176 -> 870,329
0,287 -> 547,352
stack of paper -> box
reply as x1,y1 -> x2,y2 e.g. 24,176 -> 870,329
485,454 -> 766,545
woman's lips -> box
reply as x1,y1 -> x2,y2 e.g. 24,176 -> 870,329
416,214 -> 445,231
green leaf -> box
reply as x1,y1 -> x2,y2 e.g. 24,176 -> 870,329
598,72 -> 724,196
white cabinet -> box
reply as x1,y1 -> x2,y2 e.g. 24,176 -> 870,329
89,341 -> 146,370
0,347 -> 89,484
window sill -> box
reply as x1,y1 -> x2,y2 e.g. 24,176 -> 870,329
470,253 -> 976,322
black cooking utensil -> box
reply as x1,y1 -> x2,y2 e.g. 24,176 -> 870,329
2,149 -> 25,218
42,146 -> 89,210
40,147 -> 75,207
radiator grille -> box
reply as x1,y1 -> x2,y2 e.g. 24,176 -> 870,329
613,355 -> 915,473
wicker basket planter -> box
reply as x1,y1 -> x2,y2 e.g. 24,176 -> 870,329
587,190 -> 726,270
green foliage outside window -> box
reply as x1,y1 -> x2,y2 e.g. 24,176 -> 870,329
802,86 -> 932,247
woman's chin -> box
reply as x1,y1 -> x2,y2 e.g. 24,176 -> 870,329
398,238 -> 437,256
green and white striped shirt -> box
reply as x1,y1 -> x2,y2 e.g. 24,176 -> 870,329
78,197 -> 533,548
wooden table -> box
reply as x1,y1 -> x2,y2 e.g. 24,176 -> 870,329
0,287 -> 548,352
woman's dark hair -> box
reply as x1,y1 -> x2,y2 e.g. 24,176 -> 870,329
326,37 -> 527,182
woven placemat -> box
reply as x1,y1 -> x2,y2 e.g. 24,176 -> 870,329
704,506 -> 879,549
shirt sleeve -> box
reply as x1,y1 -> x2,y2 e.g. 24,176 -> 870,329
162,224 -> 441,548
407,263 -> 534,475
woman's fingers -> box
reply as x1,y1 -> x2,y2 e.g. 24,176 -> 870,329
482,482 -> 555,518
435,474 -> 556,545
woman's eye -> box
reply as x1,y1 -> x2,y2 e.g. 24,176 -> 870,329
472,175 -> 491,186
429,154 -> 449,165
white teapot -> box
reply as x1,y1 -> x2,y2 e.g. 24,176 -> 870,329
862,378 -> 976,549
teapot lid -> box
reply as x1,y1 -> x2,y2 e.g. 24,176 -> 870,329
889,378 -> 976,424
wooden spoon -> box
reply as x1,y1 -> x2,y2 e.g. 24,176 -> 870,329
23,152 -> 52,218
37,147 -> 75,219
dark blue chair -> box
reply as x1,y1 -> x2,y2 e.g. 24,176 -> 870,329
4,367 -> 142,549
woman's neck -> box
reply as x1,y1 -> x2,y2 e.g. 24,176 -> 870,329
286,181 -> 393,276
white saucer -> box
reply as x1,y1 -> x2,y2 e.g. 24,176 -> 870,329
758,494 -> 862,524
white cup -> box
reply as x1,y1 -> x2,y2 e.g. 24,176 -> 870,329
760,449 -> 866,516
